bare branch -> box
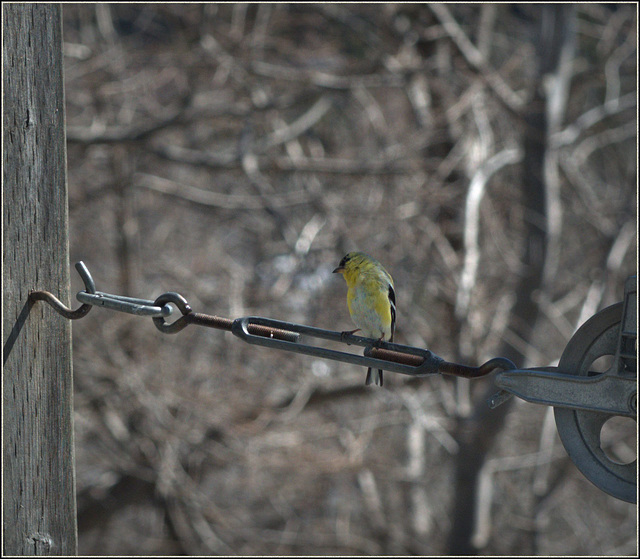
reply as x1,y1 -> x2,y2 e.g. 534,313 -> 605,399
251,60 -> 407,89
258,96 -> 333,152
550,92 -> 636,148
428,3 -> 524,112
604,23 -> 636,105
455,147 -> 523,318
67,103 -> 189,144
135,172 -> 312,209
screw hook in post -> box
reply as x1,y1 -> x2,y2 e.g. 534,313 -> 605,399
29,261 -> 96,320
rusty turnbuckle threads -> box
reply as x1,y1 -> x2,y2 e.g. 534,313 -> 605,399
185,313 -> 299,343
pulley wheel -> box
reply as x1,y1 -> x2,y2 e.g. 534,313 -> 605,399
554,303 -> 636,503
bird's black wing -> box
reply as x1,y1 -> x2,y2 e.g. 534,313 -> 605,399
388,283 -> 396,342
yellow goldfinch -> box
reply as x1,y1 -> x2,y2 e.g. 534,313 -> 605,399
333,252 -> 396,386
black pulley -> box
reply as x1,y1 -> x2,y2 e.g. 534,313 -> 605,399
554,301 -> 636,503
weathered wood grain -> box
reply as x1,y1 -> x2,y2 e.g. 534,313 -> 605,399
3,4 -> 77,555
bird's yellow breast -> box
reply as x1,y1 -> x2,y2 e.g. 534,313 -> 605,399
346,278 -> 393,340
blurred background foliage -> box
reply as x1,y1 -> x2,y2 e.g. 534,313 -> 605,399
62,4 -> 636,555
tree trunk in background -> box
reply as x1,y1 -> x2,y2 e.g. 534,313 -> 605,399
447,5 -> 575,555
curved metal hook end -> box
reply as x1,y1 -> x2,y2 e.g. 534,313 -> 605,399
74,261 -> 96,294
29,260 -> 96,319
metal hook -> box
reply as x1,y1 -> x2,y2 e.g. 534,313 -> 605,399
29,261 -> 95,319
31,261 -> 173,320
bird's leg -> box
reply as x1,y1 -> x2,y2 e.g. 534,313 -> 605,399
371,335 -> 386,386
340,328 -> 361,344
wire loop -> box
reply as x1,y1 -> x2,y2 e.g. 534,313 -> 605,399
152,292 -> 192,334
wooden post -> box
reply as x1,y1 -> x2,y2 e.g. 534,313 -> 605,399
3,4 -> 78,555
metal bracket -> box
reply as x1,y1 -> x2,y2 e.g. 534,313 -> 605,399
494,367 -> 636,416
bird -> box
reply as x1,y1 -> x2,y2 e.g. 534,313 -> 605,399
333,251 -> 396,386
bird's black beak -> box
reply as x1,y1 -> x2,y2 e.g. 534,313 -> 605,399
333,266 -> 344,274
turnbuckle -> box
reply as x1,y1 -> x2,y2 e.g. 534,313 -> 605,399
31,261 -> 517,383
229,315 -> 445,377
151,294 -> 516,379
